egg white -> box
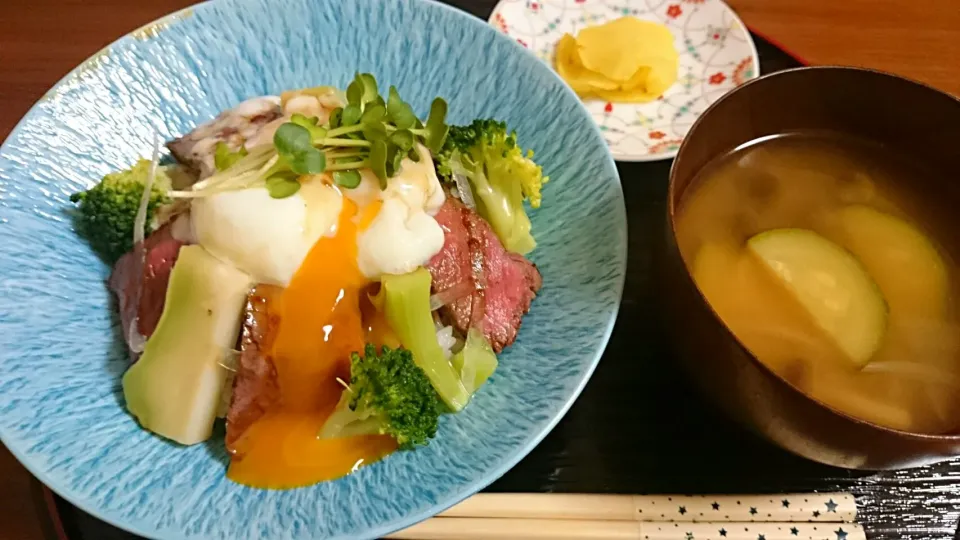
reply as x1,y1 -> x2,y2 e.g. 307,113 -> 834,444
191,178 -> 342,286
356,145 -> 446,279
191,144 -> 447,285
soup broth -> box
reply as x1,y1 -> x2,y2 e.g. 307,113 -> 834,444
676,132 -> 960,434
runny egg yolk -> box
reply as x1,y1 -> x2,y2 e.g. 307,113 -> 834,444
227,197 -> 399,489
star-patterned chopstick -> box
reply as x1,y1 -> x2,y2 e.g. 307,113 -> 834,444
437,493 -> 857,523
385,518 -> 866,540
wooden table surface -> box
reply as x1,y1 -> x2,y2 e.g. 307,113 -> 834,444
1,0 -> 958,538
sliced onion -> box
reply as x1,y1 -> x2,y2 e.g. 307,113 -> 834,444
133,134 -> 161,248
453,171 -> 476,210
185,143 -> 275,194
215,349 -> 242,418
429,281 -> 475,311
127,323 -> 147,355
862,361 -> 960,389
217,349 -> 241,373
127,134 -> 162,357
468,292 -> 486,330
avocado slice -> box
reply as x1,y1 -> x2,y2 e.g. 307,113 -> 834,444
122,245 -> 253,445
748,228 -> 887,367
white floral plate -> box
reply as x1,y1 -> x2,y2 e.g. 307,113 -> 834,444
489,0 -> 760,161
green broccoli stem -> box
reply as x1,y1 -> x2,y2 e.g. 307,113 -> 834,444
465,162 -> 536,255
318,390 -> 384,440
381,269 -> 470,411
451,328 -> 498,395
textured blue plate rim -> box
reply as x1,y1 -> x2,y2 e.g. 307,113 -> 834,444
0,0 -> 627,538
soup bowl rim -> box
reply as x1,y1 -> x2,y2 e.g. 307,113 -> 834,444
667,65 -> 960,442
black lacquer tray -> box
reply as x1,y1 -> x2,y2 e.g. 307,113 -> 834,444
37,1 -> 960,539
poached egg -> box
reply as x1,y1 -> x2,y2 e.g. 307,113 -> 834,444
191,144 -> 447,286
190,142 -> 449,487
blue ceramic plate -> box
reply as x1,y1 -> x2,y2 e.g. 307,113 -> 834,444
0,0 -> 625,538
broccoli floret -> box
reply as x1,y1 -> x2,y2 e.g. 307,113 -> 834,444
435,119 -> 547,255
319,344 -> 444,450
69,159 -> 172,263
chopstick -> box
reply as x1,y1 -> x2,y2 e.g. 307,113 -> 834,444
385,493 -> 863,540
438,492 -> 857,522
386,518 -> 866,539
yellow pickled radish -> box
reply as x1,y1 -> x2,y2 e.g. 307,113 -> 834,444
554,16 -> 679,103
555,34 -> 619,93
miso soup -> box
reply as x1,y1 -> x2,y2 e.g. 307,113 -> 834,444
676,132 -> 960,434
